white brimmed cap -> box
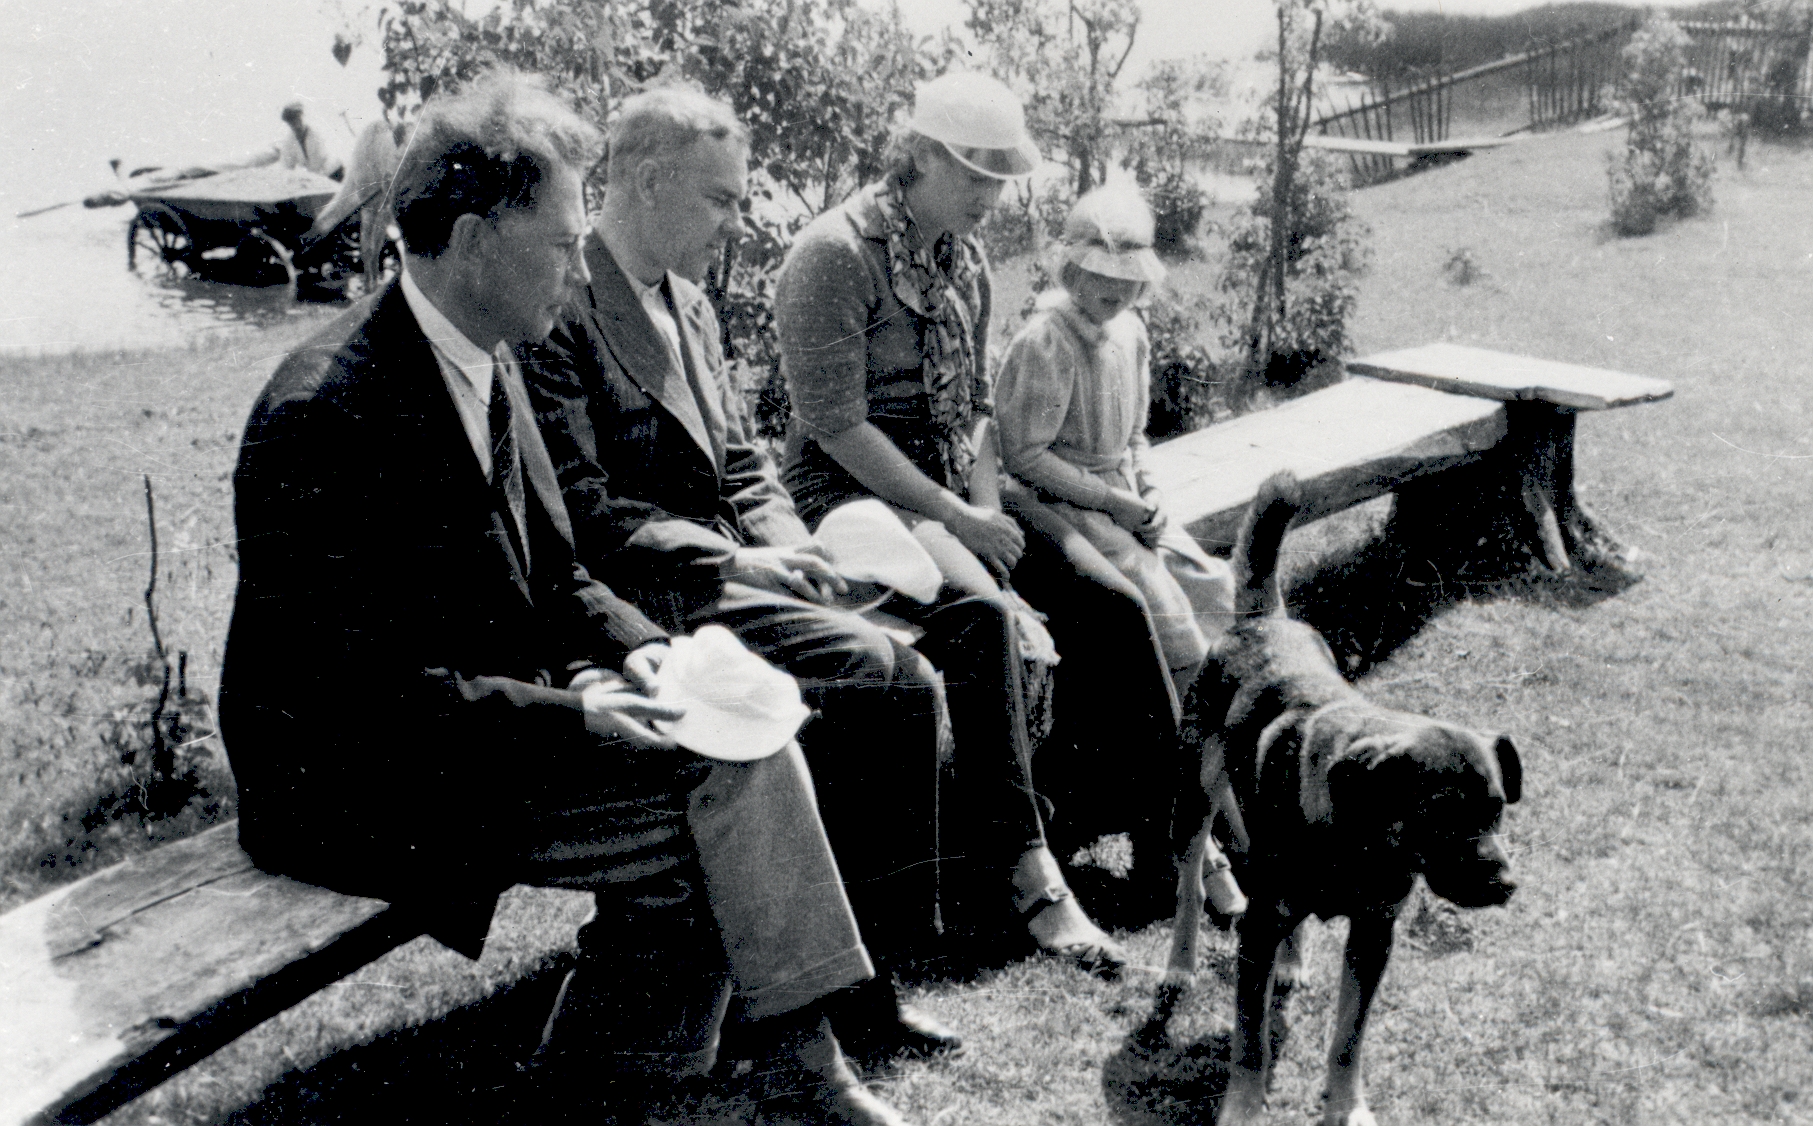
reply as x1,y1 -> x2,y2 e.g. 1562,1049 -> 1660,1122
1060,185 -> 1167,284
905,71 -> 1042,179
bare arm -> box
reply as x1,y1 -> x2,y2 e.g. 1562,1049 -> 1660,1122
814,421 -> 1023,573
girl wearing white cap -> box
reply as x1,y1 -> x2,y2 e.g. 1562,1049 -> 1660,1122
776,72 -> 1166,974
995,187 -> 1246,916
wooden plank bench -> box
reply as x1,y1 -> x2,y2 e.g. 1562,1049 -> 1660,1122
1,345 -> 1672,1126
1147,343 -> 1672,574
0,822 -> 420,1126
1304,134 -> 1520,159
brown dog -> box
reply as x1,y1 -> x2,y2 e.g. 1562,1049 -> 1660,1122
1162,472 -> 1522,1126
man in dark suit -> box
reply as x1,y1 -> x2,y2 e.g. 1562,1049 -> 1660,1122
523,89 -> 989,1062
220,73 -> 911,1126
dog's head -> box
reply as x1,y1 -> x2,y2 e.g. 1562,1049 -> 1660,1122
1322,718 -> 1522,909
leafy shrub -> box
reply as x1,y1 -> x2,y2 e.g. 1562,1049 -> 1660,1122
1143,288 -> 1228,439
1748,46 -> 1810,136
980,179 -> 1074,262
1144,170 -> 1210,259
1608,16 -> 1715,237
1217,150 -> 1369,394
1119,56 -> 1226,259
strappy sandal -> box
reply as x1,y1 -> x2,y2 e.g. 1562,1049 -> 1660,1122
1017,881 -> 1130,978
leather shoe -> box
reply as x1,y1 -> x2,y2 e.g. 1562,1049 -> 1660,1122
837,1001 -> 964,1064
755,1015 -> 918,1126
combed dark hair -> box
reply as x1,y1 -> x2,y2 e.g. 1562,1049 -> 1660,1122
605,86 -> 750,184
391,70 -> 603,259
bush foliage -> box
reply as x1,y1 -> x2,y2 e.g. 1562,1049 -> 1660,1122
1607,15 -> 1715,237
1218,150 -> 1369,388
1218,1 -> 1372,398
1120,56 -> 1226,258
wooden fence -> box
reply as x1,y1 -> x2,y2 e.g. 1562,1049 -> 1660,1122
1314,20 -> 1640,184
1678,19 -> 1813,119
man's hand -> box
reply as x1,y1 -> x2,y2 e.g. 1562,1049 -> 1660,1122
722,544 -> 849,604
579,676 -> 686,748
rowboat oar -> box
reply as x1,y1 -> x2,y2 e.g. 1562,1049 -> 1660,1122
15,200 -> 74,219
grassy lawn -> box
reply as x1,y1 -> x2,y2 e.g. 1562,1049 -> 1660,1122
5,124 -> 1812,1124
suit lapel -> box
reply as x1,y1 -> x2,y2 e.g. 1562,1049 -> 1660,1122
579,235 -> 717,470
669,294 -> 730,474
372,282 -> 534,602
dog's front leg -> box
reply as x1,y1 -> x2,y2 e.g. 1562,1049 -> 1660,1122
1321,913 -> 1395,1126
1223,910 -> 1292,1125
1162,823 -> 1210,994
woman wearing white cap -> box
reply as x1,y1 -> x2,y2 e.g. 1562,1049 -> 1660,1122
775,72 -> 1176,974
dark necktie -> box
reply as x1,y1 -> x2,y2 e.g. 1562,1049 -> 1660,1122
487,360 -> 529,575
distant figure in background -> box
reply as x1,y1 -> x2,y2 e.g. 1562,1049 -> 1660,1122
209,102 -> 345,180
308,118 -> 405,288
264,102 -> 345,178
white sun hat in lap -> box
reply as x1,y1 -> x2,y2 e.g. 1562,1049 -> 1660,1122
1059,185 -> 1168,284
906,71 -> 1042,179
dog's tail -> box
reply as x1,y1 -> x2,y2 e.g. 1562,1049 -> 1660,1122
1233,471 -> 1303,617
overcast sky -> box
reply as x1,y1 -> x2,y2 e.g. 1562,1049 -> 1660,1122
1,0 -> 1653,208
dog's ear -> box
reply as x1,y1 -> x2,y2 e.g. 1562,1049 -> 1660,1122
1494,734 -> 1522,805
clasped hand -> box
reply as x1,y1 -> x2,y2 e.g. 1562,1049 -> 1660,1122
1105,487 -> 1168,547
722,544 -> 849,604
571,644 -> 685,749
945,500 -> 1025,574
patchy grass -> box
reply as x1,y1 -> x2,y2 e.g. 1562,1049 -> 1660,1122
0,320 -> 337,906
9,127 -> 1813,1124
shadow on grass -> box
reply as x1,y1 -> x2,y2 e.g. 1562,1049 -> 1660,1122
1287,518 -> 1644,678
1102,1023 -> 1231,1126
225,965 -> 566,1126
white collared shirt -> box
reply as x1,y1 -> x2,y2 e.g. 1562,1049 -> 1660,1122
596,222 -> 684,362
400,267 -> 504,480
625,269 -> 683,363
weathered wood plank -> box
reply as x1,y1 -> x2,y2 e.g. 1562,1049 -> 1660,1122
1146,377 -> 1506,552
0,820 -> 413,1126
45,824 -> 257,959
1304,135 -> 1414,157
1348,342 -> 1675,410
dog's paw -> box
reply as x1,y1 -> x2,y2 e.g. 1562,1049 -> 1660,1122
1219,1068 -> 1268,1124
1320,1090 -> 1377,1126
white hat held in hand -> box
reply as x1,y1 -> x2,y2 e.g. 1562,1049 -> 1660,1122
906,71 -> 1042,179
651,625 -> 810,762
814,498 -> 942,604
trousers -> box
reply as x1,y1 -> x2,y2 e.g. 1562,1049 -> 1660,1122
528,741 -> 872,1077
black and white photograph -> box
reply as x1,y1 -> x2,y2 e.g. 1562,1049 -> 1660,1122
1,0 -> 1807,1122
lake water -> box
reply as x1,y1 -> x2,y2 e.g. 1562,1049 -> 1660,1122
0,0 -> 1331,356
0,203 -> 334,355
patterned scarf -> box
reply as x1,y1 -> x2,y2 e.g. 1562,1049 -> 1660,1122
875,181 -> 987,494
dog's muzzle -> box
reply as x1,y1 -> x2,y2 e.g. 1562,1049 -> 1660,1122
1426,832 -> 1518,908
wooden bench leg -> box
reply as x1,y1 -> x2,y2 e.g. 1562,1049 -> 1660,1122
1384,402 -> 1639,586
1503,402 -> 1639,575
